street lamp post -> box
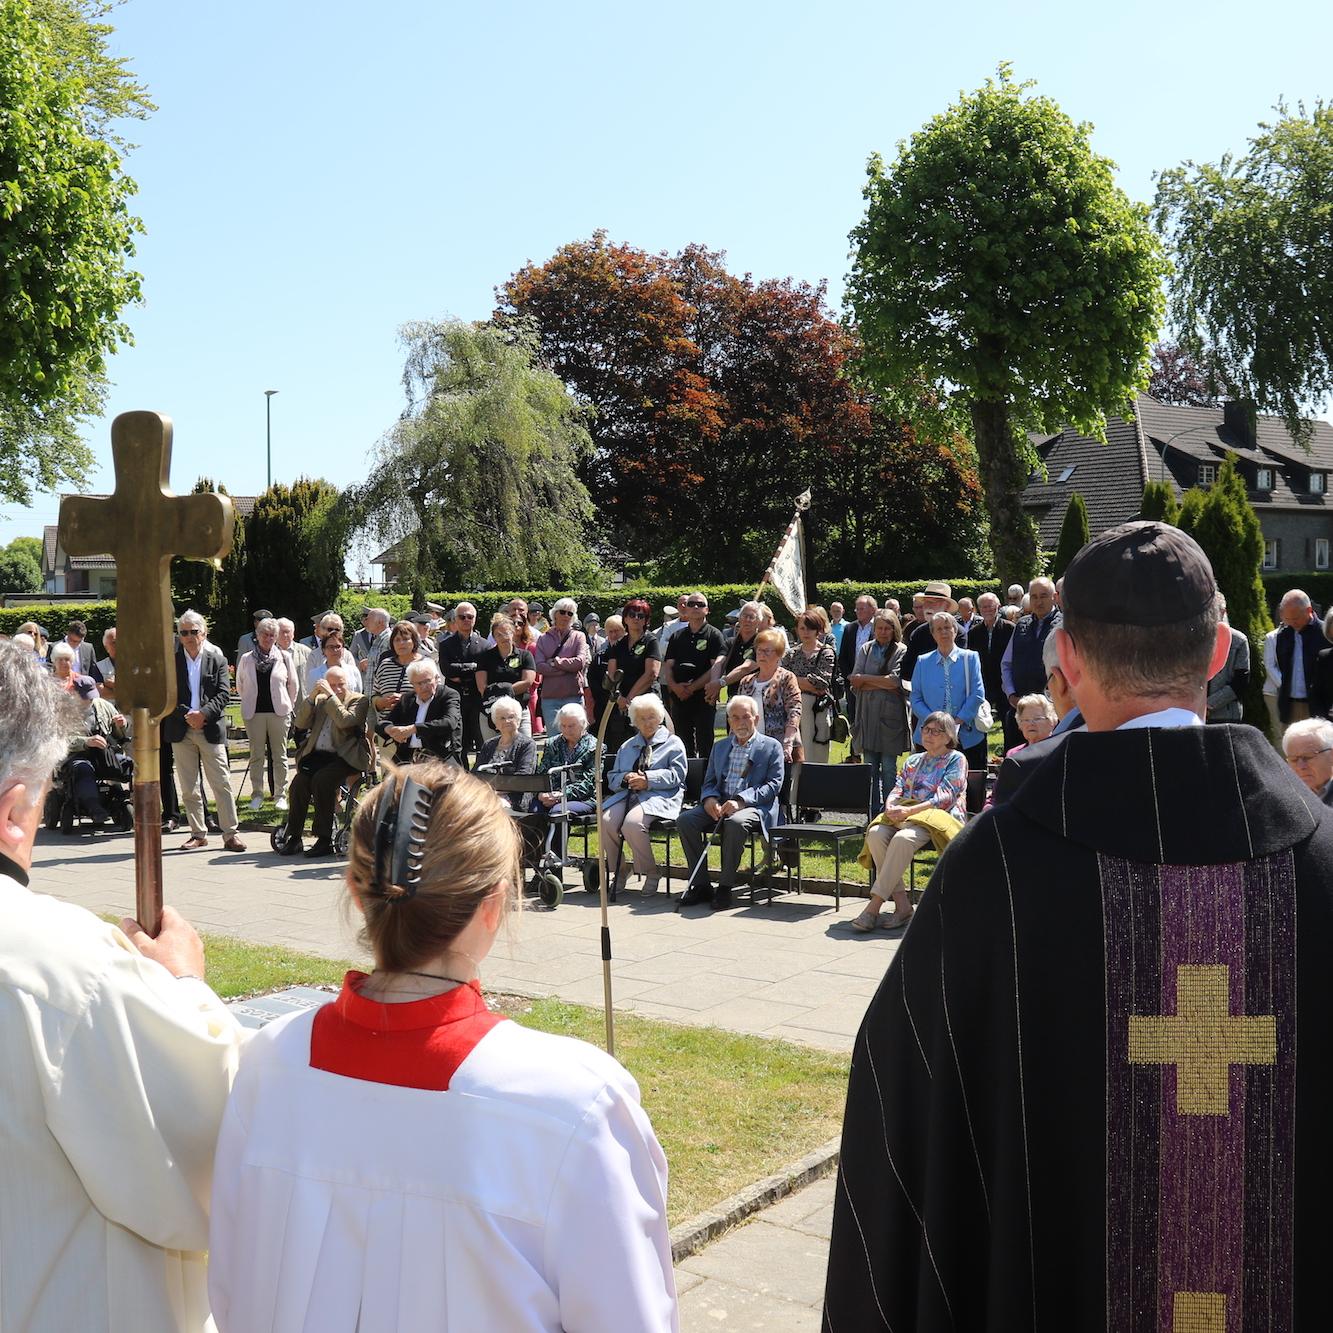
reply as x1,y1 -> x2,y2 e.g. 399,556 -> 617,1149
264,389 -> 279,489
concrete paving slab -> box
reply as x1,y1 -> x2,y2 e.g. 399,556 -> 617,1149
679,1219 -> 829,1306
678,1277 -> 820,1331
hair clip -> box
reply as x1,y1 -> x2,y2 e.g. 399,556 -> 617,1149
370,774 -> 440,901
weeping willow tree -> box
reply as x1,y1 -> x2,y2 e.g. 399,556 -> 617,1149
349,319 -> 598,603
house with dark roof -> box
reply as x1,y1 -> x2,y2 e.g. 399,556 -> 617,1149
41,494 -> 258,597
1023,395 -> 1333,573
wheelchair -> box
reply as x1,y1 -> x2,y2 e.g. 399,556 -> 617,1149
44,748 -> 134,836
474,763 -> 588,907
269,763 -> 377,857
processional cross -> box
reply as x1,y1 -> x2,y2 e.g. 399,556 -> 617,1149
59,412 -> 234,934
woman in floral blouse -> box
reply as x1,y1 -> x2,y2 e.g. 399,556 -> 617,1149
784,606 -> 837,763
852,710 -> 967,932
737,629 -> 803,764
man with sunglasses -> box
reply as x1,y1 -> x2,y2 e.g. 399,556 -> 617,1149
662,593 -> 726,759
163,610 -> 245,852
436,601 -> 488,767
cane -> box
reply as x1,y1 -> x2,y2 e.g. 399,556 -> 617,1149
675,816 -> 723,912
591,687 -> 619,1056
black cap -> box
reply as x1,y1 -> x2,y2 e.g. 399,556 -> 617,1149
583,611 -> 600,623
529,602 -> 545,614
1062,521 -> 1217,627
253,608 -> 274,621
408,611 -> 430,624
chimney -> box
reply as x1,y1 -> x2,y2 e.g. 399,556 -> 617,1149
1223,399 -> 1257,448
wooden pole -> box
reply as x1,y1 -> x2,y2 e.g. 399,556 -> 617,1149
130,708 -> 164,934
591,694 -> 617,1056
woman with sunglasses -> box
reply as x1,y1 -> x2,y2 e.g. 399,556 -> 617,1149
605,597 -> 662,752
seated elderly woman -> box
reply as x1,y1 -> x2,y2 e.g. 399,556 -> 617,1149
1008,693 -> 1057,754
599,694 -> 687,897
1283,717 -> 1333,805
278,666 -> 372,858
474,695 -> 536,809
852,710 -> 968,933
520,702 -> 598,864
49,642 -> 99,701
380,659 -> 461,766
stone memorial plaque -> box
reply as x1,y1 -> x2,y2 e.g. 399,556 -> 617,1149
227,986 -> 335,1031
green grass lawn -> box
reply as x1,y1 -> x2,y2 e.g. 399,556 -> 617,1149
199,932 -> 849,1226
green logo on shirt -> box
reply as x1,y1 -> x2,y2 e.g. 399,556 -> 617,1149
507,656 -> 519,668
695,638 -> 708,650
634,643 -> 645,656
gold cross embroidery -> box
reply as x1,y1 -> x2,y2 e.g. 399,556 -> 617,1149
1128,964 -> 1276,1115
1173,1290 -> 1226,1331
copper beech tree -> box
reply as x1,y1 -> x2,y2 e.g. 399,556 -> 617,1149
498,232 -> 987,579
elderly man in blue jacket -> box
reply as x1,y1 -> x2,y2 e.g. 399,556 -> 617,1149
677,694 -> 785,910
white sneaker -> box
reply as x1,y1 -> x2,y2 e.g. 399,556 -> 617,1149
274,797 -> 288,812
248,795 -> 263,811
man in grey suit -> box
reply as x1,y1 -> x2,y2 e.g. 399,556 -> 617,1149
1206,594 -> 1251,723
49,620 -> 101,681
1282,717 -> 1333,805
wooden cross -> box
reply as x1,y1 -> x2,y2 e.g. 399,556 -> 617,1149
59,411 -> 234,933
1128,964 -> 1276,1115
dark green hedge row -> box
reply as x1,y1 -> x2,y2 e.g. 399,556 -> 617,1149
334,578 -> 1007,629
0,602 -> 117,641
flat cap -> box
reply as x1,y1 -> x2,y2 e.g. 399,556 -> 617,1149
1062,521 -> 1216,627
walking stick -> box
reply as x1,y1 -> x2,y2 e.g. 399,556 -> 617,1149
591,693 -> 618,1056
675,816 -> 723,912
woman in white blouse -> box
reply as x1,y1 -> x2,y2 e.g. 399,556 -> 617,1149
209,760 -> 677,1332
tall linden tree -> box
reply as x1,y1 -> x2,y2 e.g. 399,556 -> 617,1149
847,67 -> 1168,583
0,0 -> 150,503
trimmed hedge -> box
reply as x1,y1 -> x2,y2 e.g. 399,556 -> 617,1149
335,579 -> 1006,630
0,602 -> 117,641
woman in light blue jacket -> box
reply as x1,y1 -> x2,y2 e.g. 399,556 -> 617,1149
910,612 -> 987,771
600,694 -> 687,897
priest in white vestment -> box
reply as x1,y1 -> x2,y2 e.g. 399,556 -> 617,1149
0,642 -> 245,1331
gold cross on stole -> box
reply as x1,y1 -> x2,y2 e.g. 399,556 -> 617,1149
59,411 -> 234,933
1128,964 -> 1276,1115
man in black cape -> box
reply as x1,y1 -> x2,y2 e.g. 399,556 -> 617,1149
824,521 -> 1333,1331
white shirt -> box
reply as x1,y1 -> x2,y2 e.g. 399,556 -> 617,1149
1117,707 -> 1204,730
411,696 -> 429,747
1263,628 -> 1281,697
184,647 -> 203,710
0,869 -> 242,1331
209,1000 -> 676,1332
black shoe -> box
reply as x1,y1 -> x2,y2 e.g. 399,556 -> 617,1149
278,836 -> 303,857
710,885 -> 733,910
304,840 -> 334,858
678,882 -> 714,908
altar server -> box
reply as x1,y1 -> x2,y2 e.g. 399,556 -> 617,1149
209,759 -> 678,1331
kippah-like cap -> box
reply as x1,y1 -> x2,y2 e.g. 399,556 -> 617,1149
1062,521 -> 1217,627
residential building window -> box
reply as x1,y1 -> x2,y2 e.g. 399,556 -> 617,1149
1311,472 -> 1327,495
1199,463 -> 1217,486
1263,539 -> 1280,570
1317,539 -> 1330,571
1056,465 -> 1076,483
1256,467 -> 1273,491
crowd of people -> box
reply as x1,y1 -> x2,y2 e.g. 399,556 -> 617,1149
10,521 -> 1333,1327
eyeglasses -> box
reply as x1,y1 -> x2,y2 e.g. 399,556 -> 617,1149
624,609 -> 647,619
921,724 -> 948,735
685,600 -> 707,609
456,612 -> 475,619
554,609 -> 574,616
179,629 -> 201,637
1288,749 -> 1332,765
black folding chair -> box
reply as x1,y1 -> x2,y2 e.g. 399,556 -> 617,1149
644,756 -> 708,891
767,762 -> 872,908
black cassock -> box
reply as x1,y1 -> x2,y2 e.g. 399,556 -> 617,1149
824,724 -> 1333,1332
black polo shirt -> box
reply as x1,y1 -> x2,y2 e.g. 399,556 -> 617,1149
664,622 -> 725,685
477,644 -> 534,691
611,631 -> 662,696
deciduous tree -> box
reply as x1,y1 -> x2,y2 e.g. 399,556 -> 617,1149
1148,342 -> 1219,407
1155,101 -> 1333,441
847,66 -> 1168,585
348,319 -> 597,602
0,0 -> 149,502
0,539 -> 42,593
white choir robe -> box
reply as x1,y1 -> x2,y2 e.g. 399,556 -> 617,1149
208,997 -> 678,1332
0,871 -> 244,1331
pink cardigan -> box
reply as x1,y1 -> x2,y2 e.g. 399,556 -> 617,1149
236,647 -> 299,719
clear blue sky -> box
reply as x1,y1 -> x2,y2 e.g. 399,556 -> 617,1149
4,0 -> 1330,563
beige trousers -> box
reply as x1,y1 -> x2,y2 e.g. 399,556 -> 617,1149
600,800 -> 657,875
866,820 -> 933,901
244,713 -> 290,800
173,729 -> 240,839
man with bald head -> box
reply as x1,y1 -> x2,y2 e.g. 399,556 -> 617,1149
1274,588 -> 1323,727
